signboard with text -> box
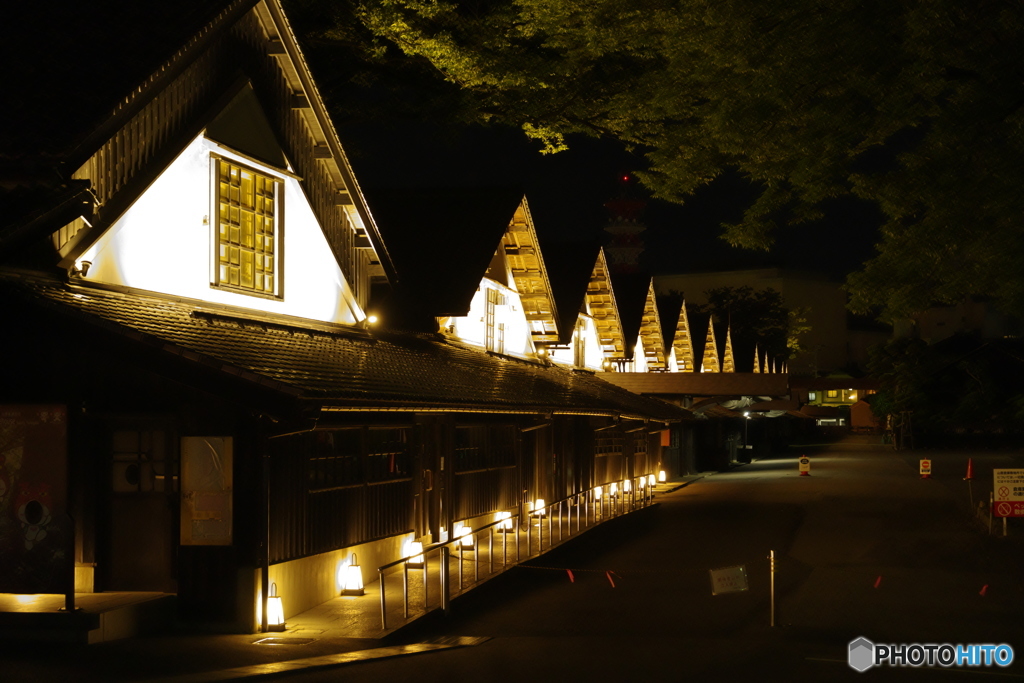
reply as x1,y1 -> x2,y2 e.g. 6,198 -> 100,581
993,469 -> 1024,518
709,565 -> 748,595
0,405 -> 71,594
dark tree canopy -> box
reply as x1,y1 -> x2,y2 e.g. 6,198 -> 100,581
286,0 -> 1024,321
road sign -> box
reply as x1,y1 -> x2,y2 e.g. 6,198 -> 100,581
920,459 -> 932,478
709,565 -> 748,595
993,469 -> 1024,517
799,456 -> 810,476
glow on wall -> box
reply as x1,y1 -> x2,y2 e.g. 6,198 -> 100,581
440,280 -> 534,358
74,135 -> 365,326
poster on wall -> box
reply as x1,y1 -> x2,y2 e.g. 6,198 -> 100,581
180,436 -> 233,545
0,405 -> 71,594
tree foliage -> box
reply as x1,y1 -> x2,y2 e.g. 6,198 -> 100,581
287,0 -> 1024,321
868,336 -> 1024,438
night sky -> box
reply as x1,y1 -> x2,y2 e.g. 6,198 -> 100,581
337,119 -> 883,282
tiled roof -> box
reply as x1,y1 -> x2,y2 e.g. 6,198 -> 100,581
5,274 -> 685,422
1,0 -> 243,161
364,187 -> 525,317
541,240 -> 601,343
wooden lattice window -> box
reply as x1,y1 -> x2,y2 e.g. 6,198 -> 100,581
215,158 -> 280,296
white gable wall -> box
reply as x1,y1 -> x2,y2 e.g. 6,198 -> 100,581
441,278 -> 535,358
77,134 -> 365,325
549,313 -> 605,371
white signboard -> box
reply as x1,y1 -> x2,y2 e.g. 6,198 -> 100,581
994,469 -> 1024,502
993,469 -> 1024,518
709,565 -> 748,595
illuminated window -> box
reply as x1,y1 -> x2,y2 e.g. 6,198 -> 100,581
214,158 -> 280,296
826,390 -> 838,399
485,288 -> 506,353
596,435 -> 623,457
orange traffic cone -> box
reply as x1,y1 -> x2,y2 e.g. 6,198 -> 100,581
964,458 -> 974,480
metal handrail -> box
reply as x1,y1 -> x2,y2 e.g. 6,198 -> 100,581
375,476 -> 657,629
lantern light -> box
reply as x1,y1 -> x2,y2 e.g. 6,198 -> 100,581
648,474 -> 656,487
638,476 -> 646,489
610,482 -> 619,496
531,498 -> 547,517
658,470 -> 667,483
266,582 -> 286,632
623,478 -> 632,493
455,523 -> 475,550
594,485 -> 603,500
497,510 -> 513,532
340,553 -> 365,596
406,540 -> 424,568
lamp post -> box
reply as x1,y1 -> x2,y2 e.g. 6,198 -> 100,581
743,411 -> 750,459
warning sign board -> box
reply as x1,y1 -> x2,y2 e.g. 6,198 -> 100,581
920,459 -> 932,476
993,469 -> 1024,517
709,565 -> 748,595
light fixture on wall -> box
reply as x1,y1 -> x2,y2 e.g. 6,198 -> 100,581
406,540 -> 424,569
454,524 -> 475,550
69,260 -> 92,279
266,582 -> 286,632
340,553 -> 364,596
497,510 -> 513,532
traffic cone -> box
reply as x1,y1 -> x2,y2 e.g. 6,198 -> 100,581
964,458 -> 974,480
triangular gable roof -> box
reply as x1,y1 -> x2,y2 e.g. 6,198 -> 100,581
502,199 -> 559,344
637,280 -> 668,369
585,248 -> 627,360
723,325 -> 736,373
2,0 -> 243,161
612,273 -> 667,368
672,299 -> 697,372
1,0 -> 395,294
701,318 -> 721,372
365,187 -> 526,317
540,239 -> 602,343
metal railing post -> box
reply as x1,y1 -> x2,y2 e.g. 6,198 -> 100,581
516,516 -> 521,561
403,562 -> 409,620
474,534 -> 479,583
440,546 -> 450,616
459,541 -> 464,590
527,513 -> 532,557
379,568 -> 387,630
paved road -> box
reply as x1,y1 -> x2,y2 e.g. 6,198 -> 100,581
283,436 -> 1024,681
